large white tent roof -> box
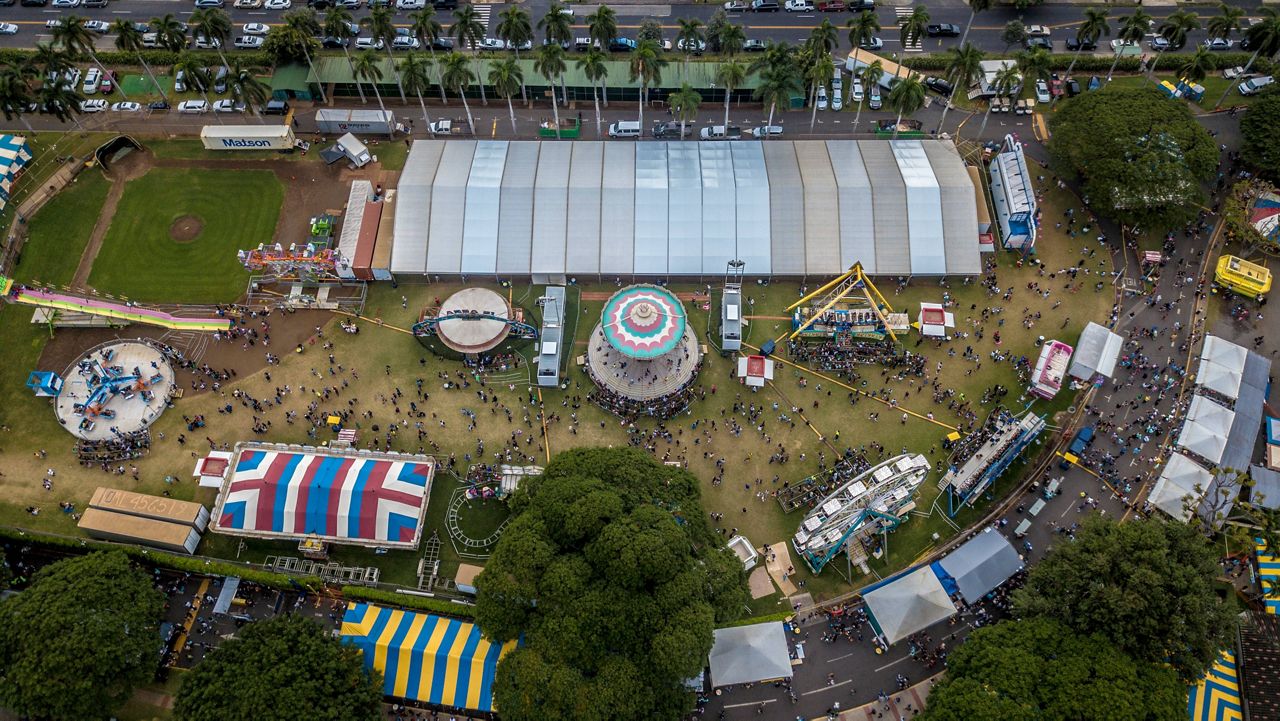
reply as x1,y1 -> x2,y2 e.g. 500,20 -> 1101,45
1176,394 -> 1236,464
1068,322 -> 1123,381
708,622 -> 792,687
1198,358 -> 1245,400
1202,335 -> 1248,372
391,139 -> 981,278
863,566 -> 957,644
1148,453 -> 1213,521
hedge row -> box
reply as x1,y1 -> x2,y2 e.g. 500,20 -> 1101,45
716,611 -> 795,629
0,525 -> 320,589
340,585 -> 478,618
902,52 -> 1272,76
0,48 -> 274,70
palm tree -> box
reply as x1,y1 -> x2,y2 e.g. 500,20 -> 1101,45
719,23 -> 746,57
325,6 -> 365,104
489,57 -> 522,134
150,14 -> 187,53
1206,2 -> 1244,45
452,5 -> 486,51
228,60 -> 270,114
936,42 -> 982,135
534,43 -> 567,134
173,54 -> 218,122
190,7 -> 233,71
1177,47 -> 1215,84
669,82 -> 700,139
807,52 -> 835,133
400,52 -> 433,127
362,7 -> 405,103
960,0 -> 990,46
587,5 -> 618,51
978,64 -> 1019,138
1067,8 -> 1109,80
50,15 -> 122,102
676,18 -> 704,72
0,66 -> 35,134
1150,10 -> 1199,82
715,58 -> 746,130
496,6 -> 532,103
352,49 -> 387,115
809,19 -> 838,56
441,51 -> 476,133
27,43 -> 68,84
852,60 -> 881,132
577,47 -> 608,132
628,38 -> 665,131
899,5 -> 929,66
283,9 -> 326,103
1108,10 -> 1151,81
38,77 -> 84,129
113,19 -> 162,101
887,74 -> 924,138
847,11 -> 880,52
407,9 -> 446,102
752,44 -> 801,133
1217,9 -> 1280,108
538,2 -> 574,49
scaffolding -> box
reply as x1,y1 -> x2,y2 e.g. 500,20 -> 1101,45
263,556 -> 381,586
938,413 -> 1046,517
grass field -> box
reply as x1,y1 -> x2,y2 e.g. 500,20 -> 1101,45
87,168 -> 283,303
8,168 -> 109,287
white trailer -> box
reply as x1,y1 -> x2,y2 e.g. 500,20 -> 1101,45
200,125 -> 296,151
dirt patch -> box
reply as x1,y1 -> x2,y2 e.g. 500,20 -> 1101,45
169,215 -> 204,243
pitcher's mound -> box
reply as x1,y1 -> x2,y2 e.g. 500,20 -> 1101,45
170,215 -> 204,242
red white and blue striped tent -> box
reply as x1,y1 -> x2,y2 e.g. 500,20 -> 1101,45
210,444 -> 435,548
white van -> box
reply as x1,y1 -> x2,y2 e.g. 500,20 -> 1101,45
1239,75 -> 1274,96
608,120 -> 641,138
81,67 -> 101,95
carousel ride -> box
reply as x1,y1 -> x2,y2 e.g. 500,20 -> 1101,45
413,288 -> 537,355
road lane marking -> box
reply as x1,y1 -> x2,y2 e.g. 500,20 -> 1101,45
803,679 -> 852,695
874,655 -> 911,672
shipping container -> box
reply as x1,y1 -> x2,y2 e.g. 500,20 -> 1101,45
371,189 -> 396,281
89,487 -> 210,531
78,508 -> 202,555
315,109 -> 397,136
199,124 -> 296,151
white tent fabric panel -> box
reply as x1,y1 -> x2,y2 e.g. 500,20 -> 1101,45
860,141 -> 911,275
863,566 -> 957,644
600,143 -> 636,275
426,141 -> 475,274
461,141 -> 507,275
1198,358 -> 1244,400
566,142 -> 604,274
827,140 -> 876,272
732,142 -> 771,274
763,142 -> 805,275
700,143 -> 736,274
1148,453 -> 1212,521
667,142 -> 703,275
634,142 -> 669,274
391,141 -> 443,274
531,142 -> 571,276
1202,335 -> 1248,373
794,142 -> 841,275
892,141 -> 947,275
921,141 -> 981,275
496,142 -> 540,275
1187,393 -> 1236,429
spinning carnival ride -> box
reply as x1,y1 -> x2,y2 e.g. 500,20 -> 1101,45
412,288 -> 536,355
787,263 -> 910,343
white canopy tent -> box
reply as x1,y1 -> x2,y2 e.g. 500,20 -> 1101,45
1147,453 -> 1213,521
1197,358 -> 1245,400
708,622 -> 792,687
1068,322 -> 1123,381
1202,335 -> 1248,373
1176,394 -> 1236,465
863,566 -> 957,645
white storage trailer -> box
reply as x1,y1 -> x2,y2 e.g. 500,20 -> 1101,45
200,125 -> 296,151
315,109 -> 397,135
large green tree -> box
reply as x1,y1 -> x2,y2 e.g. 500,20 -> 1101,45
920,618 -> 1185,721
173,614 -> 382,721
475,448 -> 748,721
0,551 -> 164,720
1013,516 -> 1233,681
1048,86 -> 1217,229
1242,92 -> 1280,180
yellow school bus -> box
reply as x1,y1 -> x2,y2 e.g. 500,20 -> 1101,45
1215,255 -> 1272,301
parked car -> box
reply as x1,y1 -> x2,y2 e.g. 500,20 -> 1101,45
476,37 -> 505,50
923,76 -> 952,95
392,36 -> 421,50
83,0 -> 107,6
1025,24 -> 1050,37
355,37 -> 386,50
1025,36 -> 1051,49
19,0 -> 48,6
1065,37 -> 1096,52
213,65 -> 229,94
1150,36 -> 1184,51
82,67 -> 101,94
148,100 -> 171,110
177,99 -> 208,114
79,99 -> 107,113
676,38 -> 706,54
396,0 -> 424,7
785,0 -> 814,11
850,78 -> 864,103
174,69 -> 187,93
652,120 -> 693,138
51,0 -> 79,6
743,39 -> 767,52
1203,37 -> 1234,50
235,35 -> 265,49
193,36 -> 222,49
1110,39 -> 1137,51
926,23 -> 959,37
234,0 -> 262,7
111,101 -> 142,112
0,24 -> 18,35
1033,79 -> 1050,102
750,125 -> 784,137
831,86 -> 843,110
817,0 -> 845,10
1066,78 -> 1081,96
699,125 -> 742,139
723,0 -> 747,10
504,38 -> 533,51
608,38 -> 637,52
868,83 -> 881,109
242,22 -> 270,35
1239,75 -> 1275,95
193,0 -> 224,7
816,85 -> 828,110
859,36 -> 883,50
84,20 -> 110,33
263,0 -> 290,8
213,99 -> 246,112
751,0 -> 780,11
431,38 -> 454,51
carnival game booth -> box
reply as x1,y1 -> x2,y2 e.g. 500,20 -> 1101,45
585,284 -> 702,420
341,602 -> 519,714
208,443 -> 435,555
1029,340 -> 1073,399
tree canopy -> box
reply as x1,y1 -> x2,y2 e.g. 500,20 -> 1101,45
475,448 -> 748,721
1012,516 -> 1233,681
173,614 -> 382,721
0,550 -> 165,720
1241,92 -> 1280,181
1048,86 -> 1217,229
919,618 -> 1184,721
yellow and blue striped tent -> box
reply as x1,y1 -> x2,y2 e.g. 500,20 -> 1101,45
1258,539 -> 1279,615
340,602 -> 519,712
1187,650 -> 1242,721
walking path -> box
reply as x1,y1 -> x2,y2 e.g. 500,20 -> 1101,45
70,176 -> 125,292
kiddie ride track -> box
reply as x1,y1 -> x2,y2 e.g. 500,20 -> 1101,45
0,276 -> 232,332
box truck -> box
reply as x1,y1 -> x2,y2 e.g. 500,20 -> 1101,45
200,124 -> 296,151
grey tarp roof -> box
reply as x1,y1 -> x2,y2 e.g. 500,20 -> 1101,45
391,139 -> 981,278
708,622 -> 792,687
1198,349 -> 1273,525
1148,452 -> 1213,522
1069,322 -> 1123,381
936,528 -> 1023,604
863,566 -> 957,645
1249,465 -> 1280,511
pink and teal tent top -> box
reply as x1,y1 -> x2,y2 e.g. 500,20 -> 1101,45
600,285 -> 687,360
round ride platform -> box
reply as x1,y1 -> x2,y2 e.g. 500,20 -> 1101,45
54,340 -> 175,441
586,323 -> 701,402
601,285 -> 688,360
435,287 -> 512,354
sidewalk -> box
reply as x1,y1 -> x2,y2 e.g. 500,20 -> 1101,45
820,676 -> 936,721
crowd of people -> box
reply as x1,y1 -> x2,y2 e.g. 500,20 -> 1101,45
74,429 -> 151,468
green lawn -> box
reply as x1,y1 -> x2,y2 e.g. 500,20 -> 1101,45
9,168 -> 109,287
87,168 -> 283,303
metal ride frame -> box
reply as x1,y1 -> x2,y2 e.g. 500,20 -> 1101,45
938,413 -> 1047,517
785,262 -> 902,343
802,507 -> 906,574
411,309 -> 539,340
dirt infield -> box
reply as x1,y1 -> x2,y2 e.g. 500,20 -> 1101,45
169,215 -> 204,243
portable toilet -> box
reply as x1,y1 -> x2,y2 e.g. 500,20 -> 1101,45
1158,80 -> 1180,98
1177,79 -> 1205,102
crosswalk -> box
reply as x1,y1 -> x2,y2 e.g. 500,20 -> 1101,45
894,7 -> 923,53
